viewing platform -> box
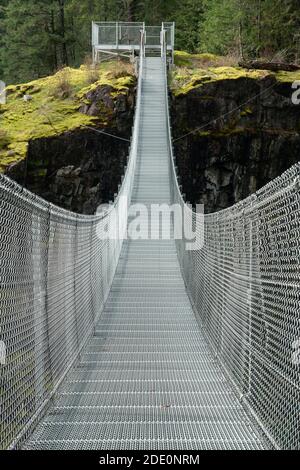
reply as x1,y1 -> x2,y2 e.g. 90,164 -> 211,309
92,21 -> 175,63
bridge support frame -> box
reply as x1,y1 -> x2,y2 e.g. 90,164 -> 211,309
92,21 -> 175,64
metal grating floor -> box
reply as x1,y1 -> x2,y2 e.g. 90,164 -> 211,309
24,58 -> 268,450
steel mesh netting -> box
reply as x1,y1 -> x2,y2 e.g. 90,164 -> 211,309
92,22 -> 144,47
0,38 -> 144,451
163,23 -> 174,48
162,54 -> 300,448
145,27 -> 162,46
119,24 -> 144,46
97,25 -> 117,46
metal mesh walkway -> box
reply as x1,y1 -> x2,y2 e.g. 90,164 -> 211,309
23,58 -> 268,450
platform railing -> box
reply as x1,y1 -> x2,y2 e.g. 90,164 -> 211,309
92,21 -> 174,49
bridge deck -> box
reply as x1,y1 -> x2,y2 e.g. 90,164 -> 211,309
24,58 -> 267,450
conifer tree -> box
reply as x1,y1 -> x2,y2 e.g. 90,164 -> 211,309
1,0 -> 300,83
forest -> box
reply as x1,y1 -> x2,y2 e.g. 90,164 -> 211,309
1,0 -> 300,84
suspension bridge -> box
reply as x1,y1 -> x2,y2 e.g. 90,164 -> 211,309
0,24 -> 299,451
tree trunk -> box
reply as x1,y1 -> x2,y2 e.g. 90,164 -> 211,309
257,0 -> 262,56
124,0 -> 136,22
88,0 -> 95,16
58,0 -> 68,66
51,9 -> 58,71
237,0 -> 244,60
238,21 -> 244,60
70,16 -> 76,63
239,60 -> 300,72
102,0 -> 108,21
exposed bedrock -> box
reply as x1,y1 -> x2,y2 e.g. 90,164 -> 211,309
6,83 -> 135,214
5,74 -> 300,215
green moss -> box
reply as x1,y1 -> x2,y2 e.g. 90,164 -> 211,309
174,51 -> 194,67
240,107 -> 253,117
37,169 -> 48,177
171,65 -> 270,96
76,74 -> 134,100
275,70 -> 300,82
209,66 -> 265,80
171,70 -> 212,96
173,51 -> 300,95
0,63 -> 135,173
195,126 -> 254,138
174,51 -> 221,67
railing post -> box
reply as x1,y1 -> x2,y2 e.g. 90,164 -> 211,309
116,21 -> 119,50
92,21 -> 97,64
172,22 -> 175,64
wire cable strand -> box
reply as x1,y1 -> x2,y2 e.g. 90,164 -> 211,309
172,76 -> 280,143
82,125 -> 131,142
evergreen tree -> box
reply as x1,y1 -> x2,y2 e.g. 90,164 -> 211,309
2,0 -> 76,83
199,0 -> 242,56
199,0 -> 300,60
173,0 -> 203,52
1,0 -> 300,84
2,0 -> 55,82
0,1 -> 8,79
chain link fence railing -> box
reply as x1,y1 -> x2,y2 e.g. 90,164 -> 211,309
92,22 -> 145,47
0,34 -> 144,451
163,52 -> 300,449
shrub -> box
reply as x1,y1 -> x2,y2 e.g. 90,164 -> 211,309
50,68 -> 74,99
84,56 -> 100,84
107,60 -> 135,79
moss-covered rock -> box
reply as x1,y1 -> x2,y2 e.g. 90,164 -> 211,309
172,51 -> 300,96
171,65 -> 300,213
174,51 -> 221,67
171,65 -> 270,96
0,63 -> 136,173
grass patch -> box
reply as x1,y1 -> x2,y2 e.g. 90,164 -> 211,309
83,56 -> 101,84
174,51 -> 238,68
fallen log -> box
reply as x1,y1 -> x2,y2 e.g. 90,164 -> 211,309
238,60 -> 300,72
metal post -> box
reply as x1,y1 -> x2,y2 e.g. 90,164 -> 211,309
161,22 -> 164,57
92,22 -> 96,64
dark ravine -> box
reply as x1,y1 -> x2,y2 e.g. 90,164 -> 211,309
6,83 -> 135,214
5,74 -> 300,215
171,75 -> 300,213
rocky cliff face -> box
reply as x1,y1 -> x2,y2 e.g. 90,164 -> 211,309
171,74 -> 300,213
4,62 -> 300,216
6,78 -> 135,214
